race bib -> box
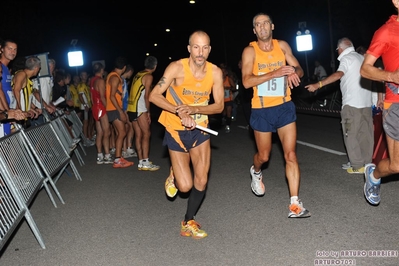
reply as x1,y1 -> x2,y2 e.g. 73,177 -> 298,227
257,76 -> 286,97
190,101 -> 208,125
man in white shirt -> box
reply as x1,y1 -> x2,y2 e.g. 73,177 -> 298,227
306,37 -> 373,174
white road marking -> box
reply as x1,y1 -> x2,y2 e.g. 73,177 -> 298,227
297,140 -> 346,155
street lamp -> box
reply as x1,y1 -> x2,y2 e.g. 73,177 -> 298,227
296,29 -> 313,81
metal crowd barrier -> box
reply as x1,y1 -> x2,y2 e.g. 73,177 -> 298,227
0,115 -> 87,251
20,121 -> 82,207
65,110 -> 87,156
50,114 -> 85,167
0,131 -> 47,250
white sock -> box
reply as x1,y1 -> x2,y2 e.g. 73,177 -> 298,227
97,153 -> 103,158
290,196 -> 299,204
369,171 -> 380,184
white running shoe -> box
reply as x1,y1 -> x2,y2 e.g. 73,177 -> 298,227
288,200 -> 311,218
341,162 -> 351,170
138,162 -> 160,171
250,165 -> 265,196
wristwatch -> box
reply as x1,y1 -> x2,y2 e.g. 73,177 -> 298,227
3,110 -> 8,120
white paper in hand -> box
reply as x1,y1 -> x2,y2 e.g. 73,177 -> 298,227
52,97 -> 65,106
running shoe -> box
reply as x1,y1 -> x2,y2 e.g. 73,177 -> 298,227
103,155 -> 113,164
225,125 -> 230,133
113,157 -> 134,168
138,162 -> 160,171
288,200 -> 311,218
125,148 -> 138,158
110,148 -> 116,154
96,156 -> 104,165
347,166 -> 365,174
180,220 -> 207,239
250,165 -> 265,196
364,163 -> 380,205
123,149 -> 138,158
165,167 -> 178,198
341,162 -> 351,170
83,140 -> 95,147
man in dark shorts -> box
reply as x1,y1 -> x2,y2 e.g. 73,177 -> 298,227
105,57 -> 133,168
149,30 -> 224,239
241,13 -> 310,218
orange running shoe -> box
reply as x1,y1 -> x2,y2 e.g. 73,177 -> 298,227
113,157 -> 134,168
180,220 -> 207,239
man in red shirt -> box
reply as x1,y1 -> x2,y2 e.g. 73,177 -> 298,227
360,0 -> 399,205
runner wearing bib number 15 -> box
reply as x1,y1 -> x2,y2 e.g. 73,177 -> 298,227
241,12 -> 311,218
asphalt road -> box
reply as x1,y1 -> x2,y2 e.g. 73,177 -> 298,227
0,107 -> 398,266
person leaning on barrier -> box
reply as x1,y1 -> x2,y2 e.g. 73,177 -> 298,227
0,109 -> 27,121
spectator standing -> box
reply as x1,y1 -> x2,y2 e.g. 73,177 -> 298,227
121,64 -> 137,159
0,39 -> 18,136
69,74 -> 82,116
11,56 -> 41,125
90,62 -> 112,164
78,70 -> 95,146
105,56 -> 134,168
127,56 -> 159,171
306,38 -> 373,174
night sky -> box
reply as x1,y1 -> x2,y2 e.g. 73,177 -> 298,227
1,0 -> 396,79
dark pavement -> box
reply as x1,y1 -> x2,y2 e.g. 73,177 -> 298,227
0,107 -> 398,266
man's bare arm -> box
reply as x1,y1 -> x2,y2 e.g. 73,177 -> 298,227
149,61 -> 181,114
360,54 -> 397,83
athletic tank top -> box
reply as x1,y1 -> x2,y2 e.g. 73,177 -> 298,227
69,84 -> 81,107
12,70 -> 33,111
105,71 -> 123,111
90,76 -> 103,107
158,58 -> 213,131
250,40 -> 291,108
127,71 -> 149,113
77,81 -> 91,107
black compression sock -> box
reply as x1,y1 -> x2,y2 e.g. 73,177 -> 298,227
184,186 -> 206,222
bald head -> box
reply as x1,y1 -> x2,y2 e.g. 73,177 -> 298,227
188,31 -> 210,46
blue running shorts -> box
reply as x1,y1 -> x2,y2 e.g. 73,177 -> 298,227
163,128 -> 210,152
250,101 -> 296,132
